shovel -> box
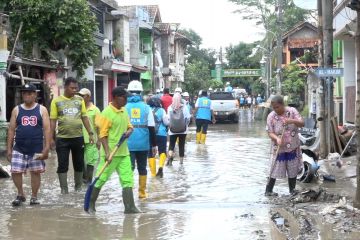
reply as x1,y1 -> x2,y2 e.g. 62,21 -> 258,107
84,134 -> 126,212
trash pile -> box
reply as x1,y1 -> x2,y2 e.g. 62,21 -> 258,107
269,188 -> 360,238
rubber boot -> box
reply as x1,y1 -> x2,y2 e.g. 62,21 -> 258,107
58,173 -> 68,194
200,133 -> 207,144
179,157 -> 184,165
86,165 -> 94,184
148,158 -> 156,177
265,178 -> 278,196
196,132 -> 201,144
122,187 -> 141,214
288,177 -> 298,196
138,175 -> 147,199
88,187 -> 101,213
156,153 -> 166,178
166,150 -> 174,166
74,171 -> 83,192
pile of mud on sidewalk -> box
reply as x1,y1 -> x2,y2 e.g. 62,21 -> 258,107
270,187 -> 360,239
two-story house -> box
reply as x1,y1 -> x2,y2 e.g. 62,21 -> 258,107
154,23 -> 191,90
119,5 -> 162,92
333,0 -> 357,125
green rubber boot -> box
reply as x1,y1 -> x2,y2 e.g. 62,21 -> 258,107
74,171 -> 83,192
122,187 -> 141,214
89,187 -> 101,213
58,173 -> 68,194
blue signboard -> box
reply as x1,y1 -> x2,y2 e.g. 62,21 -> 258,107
315,68 -> 344,77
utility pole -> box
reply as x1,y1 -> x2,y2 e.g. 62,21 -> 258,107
0,14 -> 10,121
276,0 -> 283,95
317,0 -> 327,159
322,0 -> 334,155
347,0 -> 360,209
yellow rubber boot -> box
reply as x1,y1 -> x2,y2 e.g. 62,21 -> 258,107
159,153 -> 167,168
156,153 -> 167,178
138,175 -> 147,199
196,132 -> 201,144
200,133 -> 207,144
148,158 -> 156,177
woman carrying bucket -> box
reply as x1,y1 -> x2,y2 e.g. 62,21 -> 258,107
265,95 -> 304,196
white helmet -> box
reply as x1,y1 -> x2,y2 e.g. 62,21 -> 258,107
127,80 -> 143,92
174,87 -> 182,93
156,89 -> 160,94
226,82 -> 230,85
208,87 -> 213,91
182,92 -> 189,97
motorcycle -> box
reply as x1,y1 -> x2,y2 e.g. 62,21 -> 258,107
297,118 -> 320,183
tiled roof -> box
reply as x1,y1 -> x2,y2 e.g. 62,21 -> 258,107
175,32 -> 192,44
138,5 -> 162,23
154,23 -> 170,33
282,21 -> 318,40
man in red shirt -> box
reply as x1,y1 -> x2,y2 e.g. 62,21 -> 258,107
160,88 -> 172,113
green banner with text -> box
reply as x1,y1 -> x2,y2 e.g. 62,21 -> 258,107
211,69 -> 261,78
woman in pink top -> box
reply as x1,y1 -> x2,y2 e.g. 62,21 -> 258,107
265,95 -> 304,196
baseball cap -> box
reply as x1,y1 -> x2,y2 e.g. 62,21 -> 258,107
78,88 -> 91,96
20,84 -> 38,92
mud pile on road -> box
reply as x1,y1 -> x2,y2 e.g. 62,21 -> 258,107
269,188 -> 360,239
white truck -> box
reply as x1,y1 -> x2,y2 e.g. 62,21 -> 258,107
210,92 -> 240,123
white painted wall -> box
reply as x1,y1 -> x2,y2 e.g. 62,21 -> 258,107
342,40 -> 356,123
343,40 -> 356,87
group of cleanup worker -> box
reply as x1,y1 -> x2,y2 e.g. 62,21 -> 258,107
5,77 -> 215,213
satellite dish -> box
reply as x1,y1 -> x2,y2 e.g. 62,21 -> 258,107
293,0 -> 317,10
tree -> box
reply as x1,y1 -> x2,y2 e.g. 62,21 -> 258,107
225,42 -> 265,95
180,28 -> 216,95
184,61 -> 211,97
281,63 -> 307,103
229,0 -> 310,33
4,0 -> 99,76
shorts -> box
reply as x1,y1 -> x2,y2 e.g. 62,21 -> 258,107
10,150 -> 45,173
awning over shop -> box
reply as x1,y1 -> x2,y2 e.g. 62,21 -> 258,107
102,59 -> 132,73
111,60 -> 132,73
131,65 -> 148,73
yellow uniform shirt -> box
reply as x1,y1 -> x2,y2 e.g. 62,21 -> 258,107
50,95 -> 87,138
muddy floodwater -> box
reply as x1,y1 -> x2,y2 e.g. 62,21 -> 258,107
0,110 -> 320,239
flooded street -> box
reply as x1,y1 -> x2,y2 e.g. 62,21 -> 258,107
0,109 -> 304,239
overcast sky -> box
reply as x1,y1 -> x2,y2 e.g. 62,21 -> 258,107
117,0 -> 265,50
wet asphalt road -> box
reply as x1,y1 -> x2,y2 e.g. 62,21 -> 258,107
0,109 -> 293,240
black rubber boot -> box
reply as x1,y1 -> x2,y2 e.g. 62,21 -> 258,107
156,167 -> 163,178
122,187 -> 141,214
58,173 -> 68,194
86,165 -> 94,183
74,171 -> 83,192
89,187 -> 101,213
265,178 -> 278,196
288,177 -> 298,196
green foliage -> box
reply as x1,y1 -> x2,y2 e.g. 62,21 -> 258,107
180,28 -> 216,95
179,28 -> 216,69
184,61 -> 211,97
282,63 -> 307,99
229,0 -> 310,36
4,0 -> 99,76
226,42 -> 260,69
208,79 -> 223,89
225,42 -> 264,95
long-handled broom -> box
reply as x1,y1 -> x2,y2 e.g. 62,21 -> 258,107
84,134 -> 126,212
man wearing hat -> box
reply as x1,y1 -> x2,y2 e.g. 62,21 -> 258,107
7,84 -> 51,206
78,88 -> 101,183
